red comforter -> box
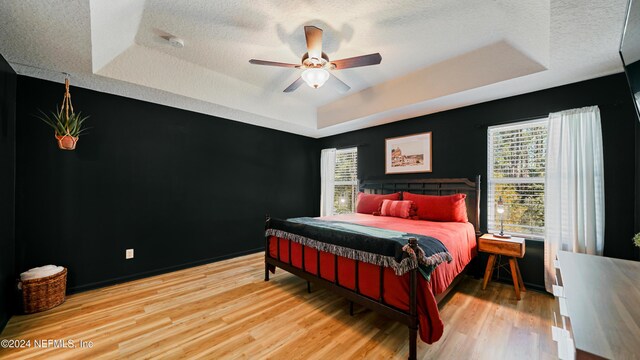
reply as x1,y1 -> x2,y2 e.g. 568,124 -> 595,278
267,213 -> 477,343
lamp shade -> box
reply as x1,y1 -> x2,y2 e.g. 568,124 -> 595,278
496,196 -> 505,214
301,68 -> 330,88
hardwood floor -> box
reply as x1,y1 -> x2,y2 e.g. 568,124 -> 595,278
0,252 -> 556,359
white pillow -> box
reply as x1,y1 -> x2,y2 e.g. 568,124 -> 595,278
20,265 -> 64,281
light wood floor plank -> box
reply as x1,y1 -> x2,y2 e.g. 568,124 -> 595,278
0,252 -> 555,359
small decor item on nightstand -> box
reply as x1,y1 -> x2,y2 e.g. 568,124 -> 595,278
35,74 -> 89,150
493,196 -> 511,239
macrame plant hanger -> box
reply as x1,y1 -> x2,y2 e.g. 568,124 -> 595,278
61,74 -> 74,128
29,65 -> 89,150
55,74 -> 79,150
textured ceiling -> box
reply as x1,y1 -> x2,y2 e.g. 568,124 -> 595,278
0,0 -> 628,137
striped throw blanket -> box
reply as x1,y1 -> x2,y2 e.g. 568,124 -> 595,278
265,217 -> 452,280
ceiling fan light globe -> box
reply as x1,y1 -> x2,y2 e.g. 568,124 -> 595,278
301,68 -> 329,89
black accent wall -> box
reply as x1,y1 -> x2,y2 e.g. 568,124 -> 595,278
0,54 -> 16,332
320,73 -> 639,289
15,76 -> 320,293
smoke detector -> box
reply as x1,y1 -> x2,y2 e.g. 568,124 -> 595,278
168,36 -> 184,48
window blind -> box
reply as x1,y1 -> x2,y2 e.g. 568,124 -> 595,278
488,119 -> 548,239
333,147 -> 358,214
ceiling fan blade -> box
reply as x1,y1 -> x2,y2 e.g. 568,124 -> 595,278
304,26 -> 323,59
249,59 -> 300,68
330,73 -> 351,93
283,77 -> 305,93
330,53 -> 382,70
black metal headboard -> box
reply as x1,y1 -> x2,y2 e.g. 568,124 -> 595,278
359,176 -> 481,235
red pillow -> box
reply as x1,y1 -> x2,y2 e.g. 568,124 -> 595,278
356,192 -> 401,214
378,200 -> 417,219
402,192 -> 468,222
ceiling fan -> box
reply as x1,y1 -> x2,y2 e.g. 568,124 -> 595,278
249,26 -> 382,93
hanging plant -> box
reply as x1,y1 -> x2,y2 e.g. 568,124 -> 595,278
35,76 -> 89,150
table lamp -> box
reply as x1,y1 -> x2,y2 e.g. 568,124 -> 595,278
494,196 -> 511,238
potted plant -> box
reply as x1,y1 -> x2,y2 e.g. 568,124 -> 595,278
36,107 -> 89,150
634,232 -> 640,248
34,76 -> 89,150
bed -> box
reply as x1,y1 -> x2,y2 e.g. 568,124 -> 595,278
264,177 -> 481,360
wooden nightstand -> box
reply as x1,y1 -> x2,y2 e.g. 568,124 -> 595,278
479,233 -> 526,300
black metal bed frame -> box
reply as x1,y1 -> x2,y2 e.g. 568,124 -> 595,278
264,176 -> 481,360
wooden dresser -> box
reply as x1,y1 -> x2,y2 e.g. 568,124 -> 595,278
554,251 -> 640,359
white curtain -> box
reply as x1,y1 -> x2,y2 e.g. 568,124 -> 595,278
320,148 -> 337,217
544,106 -> 605,292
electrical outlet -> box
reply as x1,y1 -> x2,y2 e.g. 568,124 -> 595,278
126,249 -> 134,259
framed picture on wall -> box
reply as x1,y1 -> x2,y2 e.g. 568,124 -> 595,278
385,132 -> 432,174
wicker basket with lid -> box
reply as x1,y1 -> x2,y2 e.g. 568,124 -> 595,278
20,267 -> 67,314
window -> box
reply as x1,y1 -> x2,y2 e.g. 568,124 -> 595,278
488,119 -> 548,239
333,147 -> 358,214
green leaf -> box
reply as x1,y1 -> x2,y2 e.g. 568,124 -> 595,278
33,105 -> 90,138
